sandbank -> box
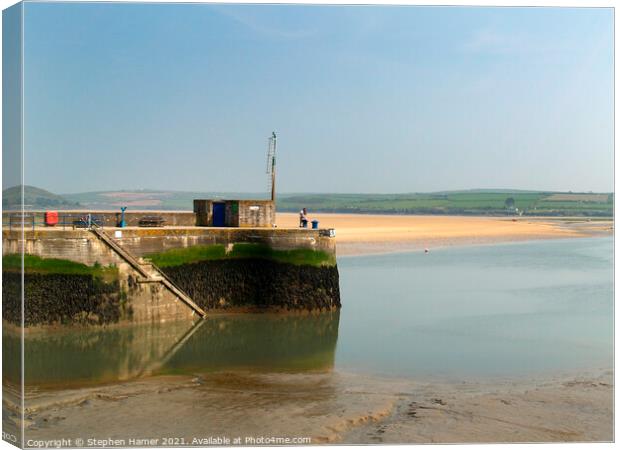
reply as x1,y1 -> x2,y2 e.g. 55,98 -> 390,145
277,213 -> 613,255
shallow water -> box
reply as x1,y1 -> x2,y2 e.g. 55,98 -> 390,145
337,237 -> 613,379
7,237 -> 613,388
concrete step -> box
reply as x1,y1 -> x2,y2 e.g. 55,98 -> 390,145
136,277 -> 164,283
90,226 -> 207,318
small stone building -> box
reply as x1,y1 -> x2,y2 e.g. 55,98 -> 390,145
193,199 -> 275,228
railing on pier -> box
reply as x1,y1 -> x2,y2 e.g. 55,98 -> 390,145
4,212 -> 105,231
7,213 -> 35,231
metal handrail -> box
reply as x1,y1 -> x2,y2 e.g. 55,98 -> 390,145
147,259 -> 188,296
143,257 -> 207,319
4,212 -> 107,230
7,213 -> 35,231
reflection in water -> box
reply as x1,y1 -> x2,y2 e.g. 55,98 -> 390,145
5,312 -> 340,389
162,312 -> 340,375
4,320 -> 200,388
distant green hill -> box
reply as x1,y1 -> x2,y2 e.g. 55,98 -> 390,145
62,190 -> 269,210
3,186 -> 613,217
277,192 -> 613,217
3,185 -> 80,209
64,189 -> 614,217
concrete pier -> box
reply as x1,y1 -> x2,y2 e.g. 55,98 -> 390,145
2,226 -> 336,263
2,225 -> 340,327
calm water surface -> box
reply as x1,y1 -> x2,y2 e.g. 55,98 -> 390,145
337,237 -> 613,379
9,237 -> 613,388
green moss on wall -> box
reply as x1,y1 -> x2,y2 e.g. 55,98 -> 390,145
146,244 -> 227,267
229,243 -> 336,266
3,254 -> 118,281
146,243 -> 335,268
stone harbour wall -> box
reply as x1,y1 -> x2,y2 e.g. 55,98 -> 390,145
3,228 -> 335,261
2,271 -> 122,326
2,227 -> 340,327
161,259 -> 340,312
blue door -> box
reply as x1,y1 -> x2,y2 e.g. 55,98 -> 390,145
212,202 -> 226,227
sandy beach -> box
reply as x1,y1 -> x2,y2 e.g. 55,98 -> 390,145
6,368 -> 612,445
277,213 -> 613,255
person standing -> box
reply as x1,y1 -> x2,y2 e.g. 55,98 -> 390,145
299,207 -> 309,228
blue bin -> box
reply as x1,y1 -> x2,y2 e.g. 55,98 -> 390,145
311,220 -> 319,229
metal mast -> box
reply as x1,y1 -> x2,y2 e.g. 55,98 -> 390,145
266,131 -> 277,202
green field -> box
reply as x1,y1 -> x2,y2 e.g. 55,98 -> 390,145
277,191 -> 614,217
5,186 -> 613,217
59,189 -> 614,216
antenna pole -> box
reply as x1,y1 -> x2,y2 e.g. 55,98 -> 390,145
270,131 -> 277,202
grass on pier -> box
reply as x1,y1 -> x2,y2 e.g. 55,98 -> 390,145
146,244 -> 227,267
3,254 -> 118,280
147,243 -> 335,268
229,243 -> 336,267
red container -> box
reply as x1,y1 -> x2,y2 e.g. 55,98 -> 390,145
45,211 -> 59,226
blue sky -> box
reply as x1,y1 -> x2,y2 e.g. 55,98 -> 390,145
18,3 -> 614,194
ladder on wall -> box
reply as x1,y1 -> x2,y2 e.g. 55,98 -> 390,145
90,226 -> 207,319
